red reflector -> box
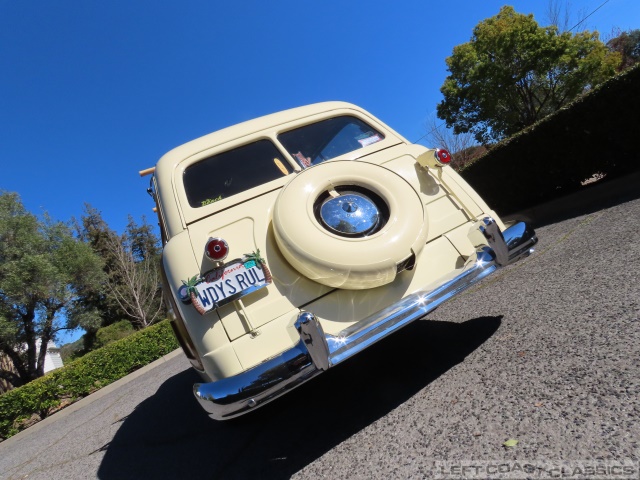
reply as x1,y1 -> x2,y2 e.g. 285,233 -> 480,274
205,238 -> 229,262
436,148 -> 451,164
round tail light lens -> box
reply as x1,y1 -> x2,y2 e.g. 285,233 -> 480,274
205,238 -> 229,263
435,148 -> 452,165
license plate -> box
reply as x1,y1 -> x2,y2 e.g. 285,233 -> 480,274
180,260 -> 270,313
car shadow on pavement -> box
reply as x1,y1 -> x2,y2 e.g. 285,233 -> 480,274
98,315 -> 501,480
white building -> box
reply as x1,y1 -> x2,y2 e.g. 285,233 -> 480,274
35,339 -> 64,373
0,340 -> 65,393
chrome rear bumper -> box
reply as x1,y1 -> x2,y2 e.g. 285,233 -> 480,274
194,218 -> 537,420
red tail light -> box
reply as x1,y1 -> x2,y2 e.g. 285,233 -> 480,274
435,148 -> 451,165
205,238 -> 229,263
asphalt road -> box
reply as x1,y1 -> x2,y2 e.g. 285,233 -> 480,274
1,196 -> 638,480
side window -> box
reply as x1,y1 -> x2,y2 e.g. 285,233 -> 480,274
183,140 -> 291,208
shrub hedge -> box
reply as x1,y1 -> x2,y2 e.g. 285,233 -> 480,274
60,320 -> 136,363
0,320 -> 178,441
94,319 -> 136,349
460,64 -> 640,216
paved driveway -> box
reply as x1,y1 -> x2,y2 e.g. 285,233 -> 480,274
1,197 -> 638,480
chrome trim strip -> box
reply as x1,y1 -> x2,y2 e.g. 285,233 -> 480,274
193,218 -> 537,420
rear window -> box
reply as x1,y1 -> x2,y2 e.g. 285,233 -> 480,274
183,140 -> 292,208
278,116 -> 384,168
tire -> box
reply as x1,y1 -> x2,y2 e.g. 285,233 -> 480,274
272,160 -> 428,289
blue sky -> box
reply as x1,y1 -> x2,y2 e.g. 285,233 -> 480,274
1,0 -> 636,344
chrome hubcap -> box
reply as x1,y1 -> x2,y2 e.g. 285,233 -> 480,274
319,192 -> 380,236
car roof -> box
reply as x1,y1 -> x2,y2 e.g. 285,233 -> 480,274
154,102 -> 378,171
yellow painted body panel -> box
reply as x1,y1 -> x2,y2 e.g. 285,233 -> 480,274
162,231 -> 241,381
302,237 -> 463,335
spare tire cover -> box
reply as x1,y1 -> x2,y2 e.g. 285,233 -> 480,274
273,160 -> 428,289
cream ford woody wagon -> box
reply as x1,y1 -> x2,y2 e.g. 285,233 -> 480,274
141,102 -> 537,420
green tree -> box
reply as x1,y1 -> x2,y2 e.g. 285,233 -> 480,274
0,192 -> 105,388
124,214 -> 161,262
437,6 -> 621,144
73,204 -> 124,350
607,29 -> 640,71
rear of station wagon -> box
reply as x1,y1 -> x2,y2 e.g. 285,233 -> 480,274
143,102 -> 537,419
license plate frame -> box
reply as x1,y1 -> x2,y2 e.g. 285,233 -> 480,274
179,258 -> 270,313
